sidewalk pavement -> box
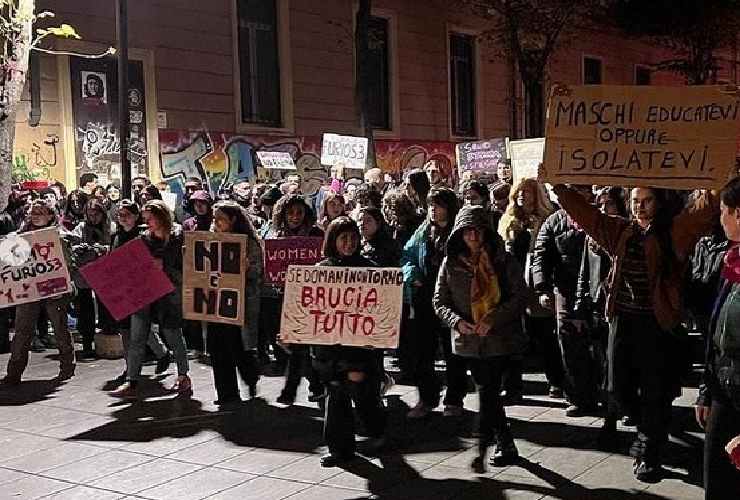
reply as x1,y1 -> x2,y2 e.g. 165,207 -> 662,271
0,349 -> 705,499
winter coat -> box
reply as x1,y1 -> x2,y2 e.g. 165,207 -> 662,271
554,184 -> 718,331
361,229 -> 401,268
139,225 -> 184,328
574,236 -> 612,318
311,254 -> 383,382
401,220 -> 451,305
687,233 -> 729,323
111,224 -> 145,250
531,209 -> 586,299
67,219 -> 115,288
433,206 -> 528,359
697,279 -> 740,410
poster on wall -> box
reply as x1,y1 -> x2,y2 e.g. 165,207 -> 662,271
70,56 -> 149,188
183,231 -> 248,326
509,138 -> 545,185
257,151 -> 296,170
456,138 -> 507,180
541,84 -> 740,189
279,265 -> 403,348
80,239 -> 174,321
263,237 -> 324,286
0,228 -> 72,308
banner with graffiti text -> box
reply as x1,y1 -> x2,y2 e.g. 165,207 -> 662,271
263,237 -> 323,286
280,265 -> 403,349
0,228 -> 72,308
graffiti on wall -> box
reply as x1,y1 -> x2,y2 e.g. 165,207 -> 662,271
12,134 -> 59,182
159,130 -> 457,198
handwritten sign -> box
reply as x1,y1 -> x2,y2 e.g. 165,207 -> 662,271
80,239 -> 174,321
256,151 -> 296,170
280,265 -> 403,348
263,237 -> 323,286
0,228 -> 72,308
542,85 -> 740,189
183,231 -> 247,326
456,138 -> 507,177
321,133 -> 369,170
509,138 -> 545,185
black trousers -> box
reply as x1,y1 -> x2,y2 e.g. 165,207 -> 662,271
412,296 -> 467,407
609,313 -> 674,464
75,288 -> 96,350
471,356 -> 512,453
282,345 -> 323,397
556,291 -> 599,408
525,315 -> 565,389
207,325 -> 259,403
259,296 -> 287,366
324,373 -> 386,457
183,320 -> 204,352
0,307 -> 11,352
704,394 -> 740,499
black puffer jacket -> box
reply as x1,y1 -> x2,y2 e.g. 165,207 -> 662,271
311,254 -> 383,382
433,206 -> 528,358
531,209 -> 586,298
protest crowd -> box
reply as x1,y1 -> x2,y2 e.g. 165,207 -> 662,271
2,104 -> 740,500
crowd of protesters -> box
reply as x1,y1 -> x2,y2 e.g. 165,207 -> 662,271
1,159 -> 739,496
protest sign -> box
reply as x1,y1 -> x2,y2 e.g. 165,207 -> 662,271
263,237 -> 323,286
0,228 -> 71,308
183,231 -> 247,326
280,265 -> 403,349
80,239 -> 175,321
321,133 -> 369,170
161,191 -> 178,212
509,138 -> 545,185
542,84 -> 740,189
256,151 -> 296,170
456,138 -> 507,179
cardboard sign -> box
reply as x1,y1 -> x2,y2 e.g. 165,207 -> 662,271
321,133 -> 369,170
456,138 -> 508,177
0,228 -> 72,308
263,237 -> 324,286
80,238 -> 175,321
542,84 -> 740,189
280,265 -> 403,348
183,231 -> 247,326
256,151 -> 296,170
509,138 -> 545,185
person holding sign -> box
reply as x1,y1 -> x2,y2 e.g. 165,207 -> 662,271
264,194 -> 324,405
434,206 -> 528,472
551,179 -> 718,482
206,201 -> 263,407
695,177 -> 740,499
311,217 -> 387,467
2,200 -> 76,385
111,200 -> 191,399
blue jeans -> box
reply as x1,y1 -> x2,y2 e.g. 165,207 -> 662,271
127,305 -> 188,381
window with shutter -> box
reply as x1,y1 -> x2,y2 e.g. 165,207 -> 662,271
367,16 -> 390,131
450,33 -> 476,137
236,0 -> 282,127
583,56 -> 603,85
635,65 -> 651,85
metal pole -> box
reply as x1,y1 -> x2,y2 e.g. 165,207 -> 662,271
116,0 -> 131,199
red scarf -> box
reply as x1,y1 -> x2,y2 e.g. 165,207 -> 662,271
722,243 -> 740,283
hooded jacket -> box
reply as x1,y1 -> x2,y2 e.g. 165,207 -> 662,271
182,190 -> 213,232
433,206 -> 528,358
531,208 -> 586,298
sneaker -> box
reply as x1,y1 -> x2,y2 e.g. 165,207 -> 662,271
548,385 -> 564,398
443,405 -> 464,417
634,460 -> 662,483
110,382 -> 138,399
407,402 -> 431,419
170,375 -> 193,397
276,392 -> 295,405
320,453 -> 355,468
155,352 -> 172,374
490,441 -> 519,467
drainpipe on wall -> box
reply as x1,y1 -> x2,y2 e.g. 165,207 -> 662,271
116,0 -> 131,199
28,51 -> 41,127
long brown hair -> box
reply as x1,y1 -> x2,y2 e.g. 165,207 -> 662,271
143,199 -> 173,238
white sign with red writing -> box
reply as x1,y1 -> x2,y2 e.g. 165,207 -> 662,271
279,265 -> 402,348
0,228 -> 72,308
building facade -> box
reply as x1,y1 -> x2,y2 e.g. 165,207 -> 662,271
13,0 -> 738,199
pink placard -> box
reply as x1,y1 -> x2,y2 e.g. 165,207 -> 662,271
80,239 -> 175,321
263,237 -> 323,286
